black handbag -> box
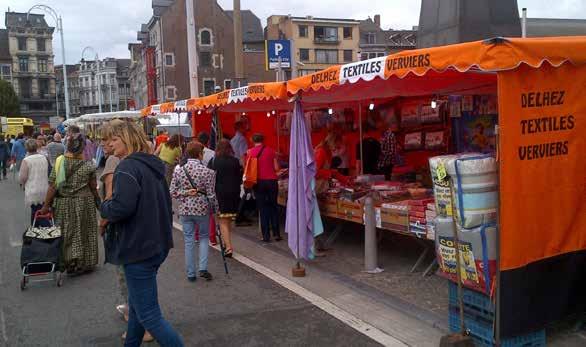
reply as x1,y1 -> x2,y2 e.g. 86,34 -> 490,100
103,223 -> 122,265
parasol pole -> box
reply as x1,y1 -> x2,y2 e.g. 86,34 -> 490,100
292,97 -> 306,277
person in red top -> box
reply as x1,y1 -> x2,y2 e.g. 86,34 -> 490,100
314,133 -> 351,255
315,133 -> 350,194
155,130 -> 169,149
246,133 -> 281,242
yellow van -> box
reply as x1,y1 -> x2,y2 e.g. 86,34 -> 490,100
0,117 -> 34,137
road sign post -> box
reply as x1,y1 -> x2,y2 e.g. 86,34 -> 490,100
266,40 -> 291,71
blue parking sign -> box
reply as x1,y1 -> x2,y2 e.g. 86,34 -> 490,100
266,40 -> 291,69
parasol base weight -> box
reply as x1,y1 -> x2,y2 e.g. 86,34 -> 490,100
292,266 -> 306,277
439,333 -> 474,347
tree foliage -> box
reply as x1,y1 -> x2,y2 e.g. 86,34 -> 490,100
0,79 -> 20,116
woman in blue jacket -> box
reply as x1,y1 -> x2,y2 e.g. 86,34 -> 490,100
100,121 -> 183,347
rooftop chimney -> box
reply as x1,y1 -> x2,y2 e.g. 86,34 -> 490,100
417,0 -> 521,48
374,14 -> 381,28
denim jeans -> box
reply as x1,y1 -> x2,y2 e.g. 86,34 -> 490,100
124,251 -> 183,347
180,214 -> 210,277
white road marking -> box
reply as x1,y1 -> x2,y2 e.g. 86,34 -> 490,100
173,222 -> 407,347
0,308 -> 7,344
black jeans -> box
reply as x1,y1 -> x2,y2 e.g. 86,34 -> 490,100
0,159 -> 7,179
254,180 -> 279,241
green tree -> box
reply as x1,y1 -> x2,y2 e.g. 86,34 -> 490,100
0,79 -> 20,116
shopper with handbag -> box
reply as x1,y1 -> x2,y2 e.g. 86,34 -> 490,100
245,133 -> 281,243
170,142 -> 218,282
39,133 -> 100,275
100,121 -> 183,347
208,139 -> 241,257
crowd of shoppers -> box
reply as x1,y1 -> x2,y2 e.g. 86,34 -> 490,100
8,116 -> 292,346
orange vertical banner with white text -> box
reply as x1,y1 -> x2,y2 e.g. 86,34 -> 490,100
497,62 -> 586,337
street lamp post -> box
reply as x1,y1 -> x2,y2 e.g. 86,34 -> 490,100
108,77 -> 113,112
27,4 -> 70,119
82,46 -> 102,113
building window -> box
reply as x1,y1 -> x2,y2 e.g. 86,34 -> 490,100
200,52 -> 212,67
315,49 -> 338,64
203,79 -> 215,96
343,27 -> 352,39
314,27 -> 338,43
361,52 -> 386,61
343,50 -> 353,62
38,58 -> 48,73
0,65 -> 10,79
18,56 -> 29,72
164,53 -> 174,66
224,79 -> 232,90
39,79 -> 50,98
298,25 -> 308,38
18,37 -> 27,51
367,32 -> 376,44
166,86 -> 176,100
20,78 -> 31,98
199,29 -> 212,46
37,38 -> 46,52
299,48 -> 310,62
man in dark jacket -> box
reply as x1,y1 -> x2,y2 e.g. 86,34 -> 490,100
101,151 -> 182,346
0,135 -> 10,180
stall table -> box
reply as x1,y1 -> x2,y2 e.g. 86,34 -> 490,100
278,192 -> 437,276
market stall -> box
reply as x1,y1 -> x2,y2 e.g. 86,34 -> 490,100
140,36 -> 586,345
283,36 -> 585,344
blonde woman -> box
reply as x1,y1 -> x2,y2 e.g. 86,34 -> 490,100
98,122 -> 154,343
100,121 -> 183,346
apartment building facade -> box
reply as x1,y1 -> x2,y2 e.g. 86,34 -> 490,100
128,0 -> 273,108
0,29 -> 12,82
4,12 -> 56,124
266,15 -> 361,78
359,15 -> 417,61
54,64 -> 80,117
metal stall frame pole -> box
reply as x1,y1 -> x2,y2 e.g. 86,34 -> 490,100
358,104 -> 364,175
364,196 -> 381,273
495,124 -> 501,346
449,178 -> 467,334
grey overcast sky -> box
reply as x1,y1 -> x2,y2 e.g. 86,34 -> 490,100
2,0 -> 585,64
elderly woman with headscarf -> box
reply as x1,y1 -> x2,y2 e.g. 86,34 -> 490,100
40,132 -> 101,275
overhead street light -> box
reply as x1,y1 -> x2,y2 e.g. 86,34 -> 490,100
27,4 -> 70,119
82,46 -> 102,114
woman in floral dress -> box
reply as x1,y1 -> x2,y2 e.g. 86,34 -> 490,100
40,133 -> 100,275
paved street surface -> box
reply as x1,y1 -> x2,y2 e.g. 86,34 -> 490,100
0,178 -> 380,347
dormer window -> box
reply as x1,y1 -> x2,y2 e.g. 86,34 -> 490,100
199,28 -> 213,46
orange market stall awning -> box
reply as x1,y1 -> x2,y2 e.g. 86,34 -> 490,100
141,99 -> 195,117
189,81 -> 290,113
286,36 -> 586,106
